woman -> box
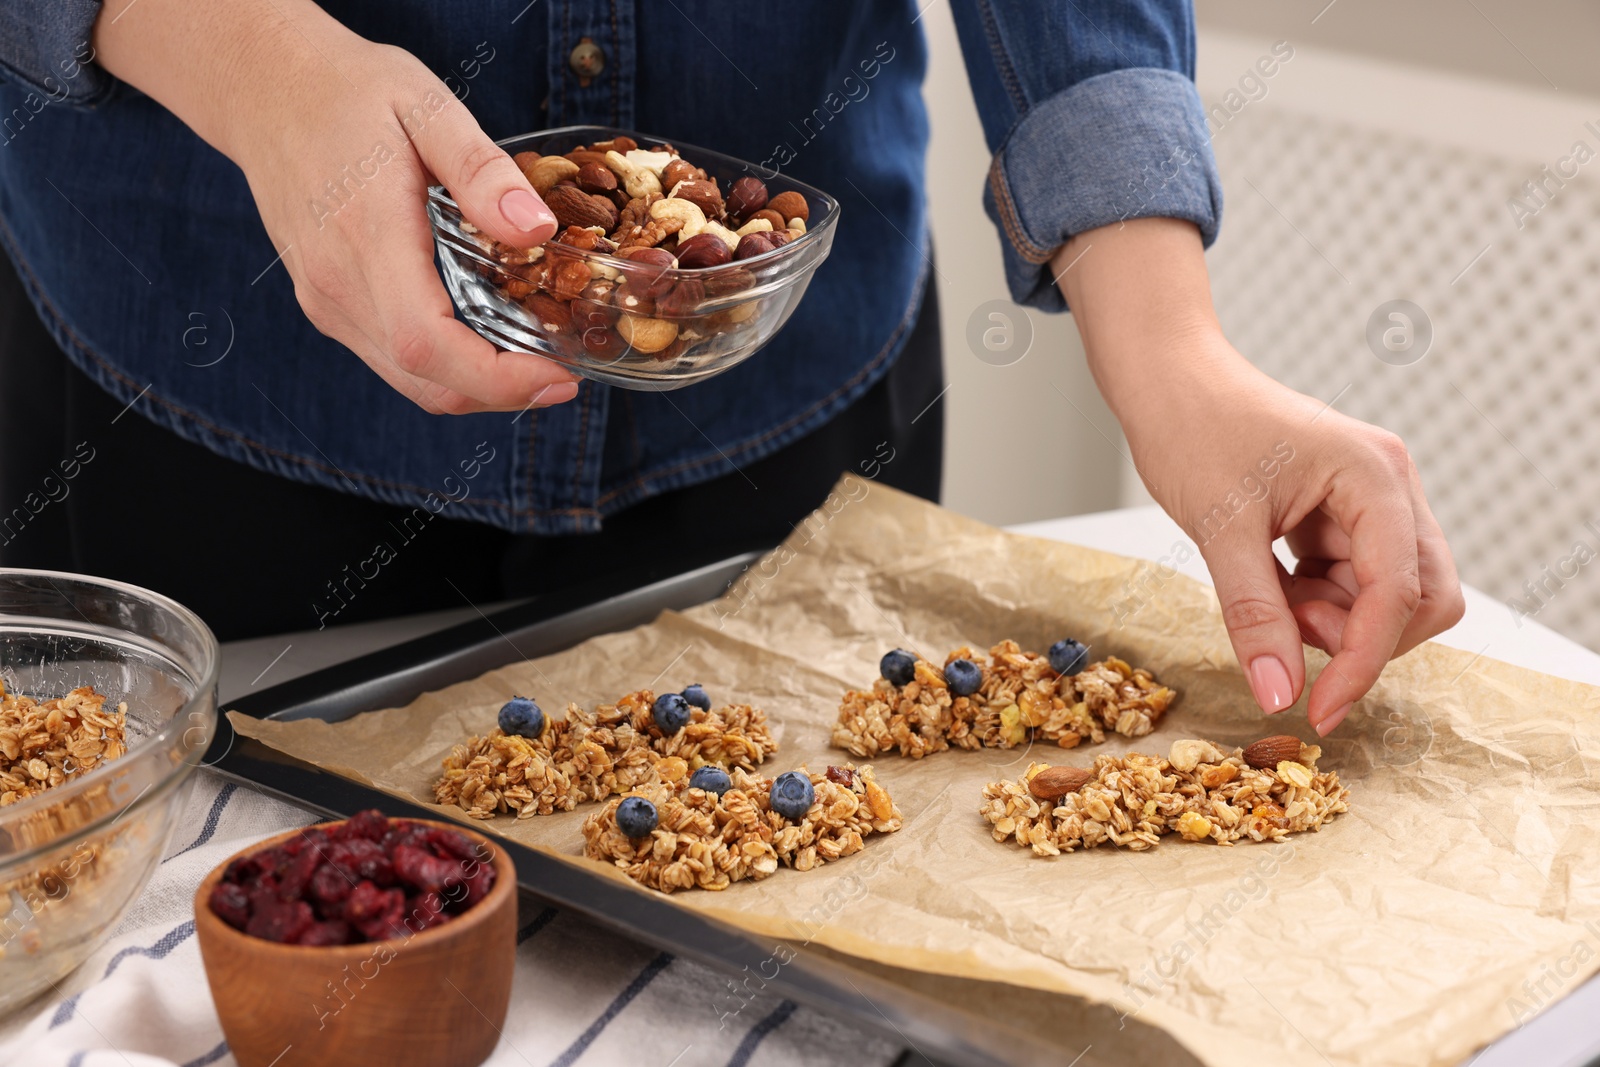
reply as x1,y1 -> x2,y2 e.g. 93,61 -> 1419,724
0,0 -> 1462,734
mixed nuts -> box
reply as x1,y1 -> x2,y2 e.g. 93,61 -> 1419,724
466,136 -> 812,364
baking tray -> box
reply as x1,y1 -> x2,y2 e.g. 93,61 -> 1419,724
204,550 -> 1600,1067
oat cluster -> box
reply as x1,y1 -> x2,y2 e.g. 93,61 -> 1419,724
832,641 -> 1174,759
980,738 -> 1350,856
582,764 -> 901,893
0,682 -> 127,805
433,690 -> 777,819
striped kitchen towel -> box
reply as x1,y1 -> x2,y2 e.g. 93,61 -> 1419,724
0,772 -> 905,1067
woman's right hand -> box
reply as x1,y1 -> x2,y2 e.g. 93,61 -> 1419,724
94,0 -> 579,414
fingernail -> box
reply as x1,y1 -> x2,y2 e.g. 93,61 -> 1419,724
500,189 -> 555,234
1247,655 -> 1294,714
1314,702 -> 1353,737
534,381 -> 578,406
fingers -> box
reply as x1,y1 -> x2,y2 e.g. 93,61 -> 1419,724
358,215 -> 578,411
1201,529 -> 1306,716
408,94 -> 556,248
1305,453 -> 1422,736
1392,461 -> 1466,657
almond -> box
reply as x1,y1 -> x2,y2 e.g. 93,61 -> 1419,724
1243,735 -> 1303,770
1028,765 -> 1092,800
767,190 -> 809,223
544,185 -> 619,232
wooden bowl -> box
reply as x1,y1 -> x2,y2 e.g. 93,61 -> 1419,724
193,818 -> 516,1067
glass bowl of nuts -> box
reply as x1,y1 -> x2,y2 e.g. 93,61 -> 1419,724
0,569 -> 217,1015
428,125 -> 840,391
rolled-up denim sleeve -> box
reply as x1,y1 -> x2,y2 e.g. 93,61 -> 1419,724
949,0 -> 1222,311
0,0 -> 117,106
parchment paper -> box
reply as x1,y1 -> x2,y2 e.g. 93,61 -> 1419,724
231,475 -> 1600,1067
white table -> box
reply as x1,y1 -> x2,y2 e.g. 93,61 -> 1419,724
12,506 -> 1597,1067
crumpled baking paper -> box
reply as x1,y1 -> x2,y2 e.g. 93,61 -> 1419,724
231,475 -> 1600,1067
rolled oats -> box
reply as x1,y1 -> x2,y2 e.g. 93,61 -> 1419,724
979,737 -> 1348,856
433,689 -> 777,820
0,681 -> 127,805
582,763 -> 901,894
831,641 -> 1174,759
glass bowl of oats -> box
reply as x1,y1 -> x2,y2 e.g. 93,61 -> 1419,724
0,569 -> 218,1015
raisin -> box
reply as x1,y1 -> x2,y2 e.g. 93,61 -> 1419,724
825,766 -> 857,788
209,882 -> 252,930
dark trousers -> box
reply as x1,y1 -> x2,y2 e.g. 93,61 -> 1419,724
0,256 -> 944,641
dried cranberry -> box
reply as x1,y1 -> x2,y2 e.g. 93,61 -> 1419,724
456,862 -> 497,910
340,809 -> 390,841
308,863 -> 352,914
246,899 -> 313,944
293,919 -> 353,947
277,845 -> 321,901
404,892 -> 449,933
209,882 -> 252,930
392,844 -> 465,895
349,885 -> 406,942
328,839 -> 394,885
380,822 -> 429,853
425,828 -> 481,864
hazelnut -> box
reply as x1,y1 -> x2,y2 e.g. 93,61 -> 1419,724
576,162 -> 619,195
733,233 -> 774,261
582,324 -> 627,360
766,190 -> 809,224
751,208 -> 786,231
592,135 -> 638,153
726,176 -> 769,219
765,229 -> 793,248
674,232 -> 731,270
670,179 -> 725,220
616,246 -> 677,298
655,277 -> 706,318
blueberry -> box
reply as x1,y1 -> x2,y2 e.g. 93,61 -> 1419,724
879,649 -> 917,687
688,765 -> 732,797
498,696 -> 545,738
943,658 -> 982,697
1048,639 -> 1089,676
681,683 -> 711,712
615,797 -> 659,838
769,771 -> 815,821
652,692 -> 691,734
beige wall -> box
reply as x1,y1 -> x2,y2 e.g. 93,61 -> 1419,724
919,4 -> 1127,526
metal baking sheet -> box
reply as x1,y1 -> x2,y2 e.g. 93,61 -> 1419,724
204,550 -> 1599,1067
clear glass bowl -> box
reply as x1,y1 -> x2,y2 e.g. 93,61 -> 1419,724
429,125 -> 840,391
0,570 -> 218,1016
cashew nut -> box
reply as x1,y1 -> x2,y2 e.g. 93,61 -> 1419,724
526,156 -> 579,196
786,217 -> 807,234
618,315 -> 678,354
648,197 -> 707,242
700,220 -> 741,251
1168,739 -> 1224,773
734,217 -> 774,237
605,150 -> 664,199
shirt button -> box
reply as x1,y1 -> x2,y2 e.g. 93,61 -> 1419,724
569,37 -> 605,85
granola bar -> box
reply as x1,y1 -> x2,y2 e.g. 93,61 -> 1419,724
832,641 -> 1174,759
0,681 -> 127,805
582,764 -> 901,894
980,737 -> 1349,856
433,689 -> 776,820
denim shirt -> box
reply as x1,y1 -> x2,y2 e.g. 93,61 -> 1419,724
0,1 -> 1220,535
